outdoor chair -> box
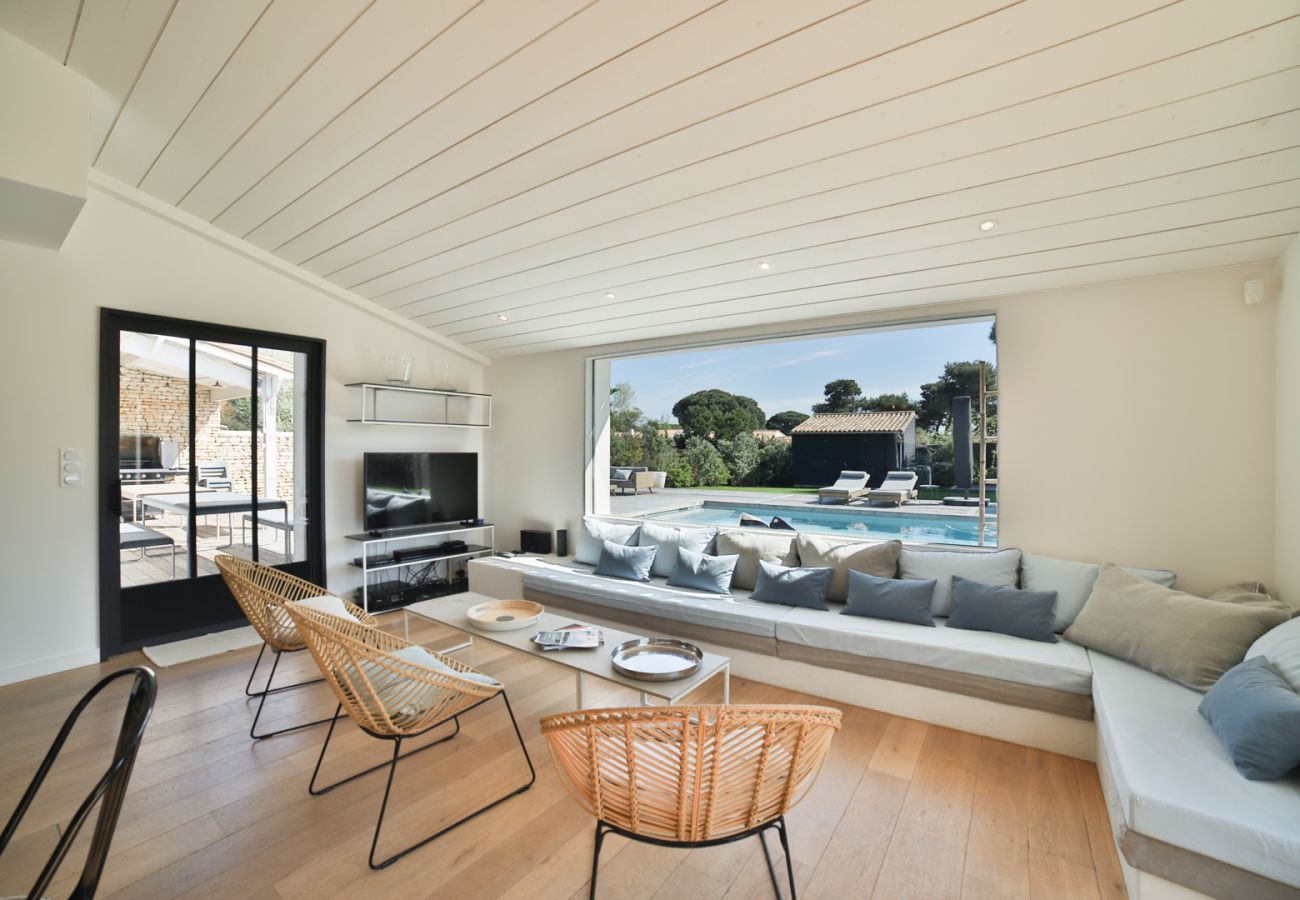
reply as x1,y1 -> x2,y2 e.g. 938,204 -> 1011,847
285,602 -> 536,869
542,704 -> 842,899
868,470 -> 919,507
214,554 -> 377,740
196,460 -> 233,490
609,466 -> 653,494
817,470 -> 870,504
0,666 -> 157,900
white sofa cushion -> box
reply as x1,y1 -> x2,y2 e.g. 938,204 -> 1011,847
775,607 -> 1093,694
574,517 -> 640,565
636,521 -> 717,579
1021,553 -> 1179,632
1090,650 -> 1300,888
519,559 -> 786,639
898,548 -> 1021,617
1246,615 -> 1300,691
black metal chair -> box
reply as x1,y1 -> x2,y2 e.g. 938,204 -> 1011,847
0,666 -> 157,899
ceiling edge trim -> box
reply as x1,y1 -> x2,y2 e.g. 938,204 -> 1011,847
86,168 -> 491,366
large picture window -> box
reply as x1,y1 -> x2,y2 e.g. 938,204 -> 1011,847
587,317 -> 997,547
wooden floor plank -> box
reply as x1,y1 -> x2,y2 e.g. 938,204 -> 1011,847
0,635 -> 1129,900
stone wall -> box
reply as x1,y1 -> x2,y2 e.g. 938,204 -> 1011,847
118,366 -> 295,499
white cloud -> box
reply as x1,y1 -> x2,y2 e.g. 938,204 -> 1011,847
770,348 -> 843,368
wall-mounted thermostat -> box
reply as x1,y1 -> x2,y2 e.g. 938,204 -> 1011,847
60,448 -> 82,487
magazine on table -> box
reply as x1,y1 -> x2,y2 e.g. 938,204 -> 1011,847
533,622 -> 603,651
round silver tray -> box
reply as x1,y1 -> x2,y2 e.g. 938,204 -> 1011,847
610,638 -> 703,682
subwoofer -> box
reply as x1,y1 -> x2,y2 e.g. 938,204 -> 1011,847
521,529 -> 553,555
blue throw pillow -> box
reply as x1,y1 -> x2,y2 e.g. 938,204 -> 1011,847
843,570 -> 936,626
947,576 -> 1058,643
594,539 -> 657,583
750,559 -> 833,610
667,548 -> 739,595
1200,656 -> 1300,780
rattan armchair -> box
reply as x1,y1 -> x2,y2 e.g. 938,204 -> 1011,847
542,705 -> 842,900
214,554 -> 377,740
285,602 -> 536,870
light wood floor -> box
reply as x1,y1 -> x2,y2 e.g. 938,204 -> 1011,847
0,615 -> 1127,899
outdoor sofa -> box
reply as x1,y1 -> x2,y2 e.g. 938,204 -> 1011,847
470,517 -> 1300,900
608,466 -> 655,494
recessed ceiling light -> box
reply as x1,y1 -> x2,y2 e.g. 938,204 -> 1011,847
498,314 -> 509,322
758,261 -> 772,270
979,219 -> 998,232
604,291 -> 617,300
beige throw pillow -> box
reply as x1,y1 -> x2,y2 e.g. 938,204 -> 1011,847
715,531 -> 798,591
1064,564 -> 1289,692
795,535 -> 901,603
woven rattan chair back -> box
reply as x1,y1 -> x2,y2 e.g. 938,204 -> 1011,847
285,603 -> 501,738
215,554 -> 374,651
541,705 -> 841,844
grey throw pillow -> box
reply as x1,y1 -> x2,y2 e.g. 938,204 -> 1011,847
1064,564 -> 1290,691
842,570 -> 935,626
750,560 -> 833,610
667,548 -> 738,595
947,576 -> 1058,643
1199,656 -> 1300,780
637,521 -> 716,579
575,517 -> 640,565
594,539 -> 657,583
898,548 -> 1021,616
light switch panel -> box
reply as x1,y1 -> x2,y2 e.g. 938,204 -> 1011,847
60,447 -> 82,487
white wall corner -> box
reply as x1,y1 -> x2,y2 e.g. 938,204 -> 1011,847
85,169 -> 491,368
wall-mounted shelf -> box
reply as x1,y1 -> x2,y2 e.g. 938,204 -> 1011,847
345,382 -> 492,428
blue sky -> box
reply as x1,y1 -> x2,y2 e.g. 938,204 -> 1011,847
611,319 -> 996,422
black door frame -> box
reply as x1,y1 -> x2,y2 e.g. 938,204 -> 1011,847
99,308 -> 326,659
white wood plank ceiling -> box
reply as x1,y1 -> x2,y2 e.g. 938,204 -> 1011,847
5,0 -> 1299,356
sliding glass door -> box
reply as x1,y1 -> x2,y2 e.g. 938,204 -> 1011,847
100,310 -> 324,657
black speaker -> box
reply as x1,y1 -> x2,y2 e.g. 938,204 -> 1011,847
521,529 -> 552,555
556,528 -> 569,557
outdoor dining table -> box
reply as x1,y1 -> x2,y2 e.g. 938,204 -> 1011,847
140,492 -> 289,556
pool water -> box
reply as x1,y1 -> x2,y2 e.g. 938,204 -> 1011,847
641,501 -> 997,547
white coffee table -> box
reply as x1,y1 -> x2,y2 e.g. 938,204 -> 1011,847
404,591 -> 730,708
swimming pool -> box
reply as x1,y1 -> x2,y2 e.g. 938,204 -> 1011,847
640,501 -> 997,547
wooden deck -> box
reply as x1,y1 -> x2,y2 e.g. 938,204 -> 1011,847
119,515 -> 294,587
0,615 -> 1126,899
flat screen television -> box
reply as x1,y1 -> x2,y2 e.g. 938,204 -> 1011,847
363,452 -> 477,531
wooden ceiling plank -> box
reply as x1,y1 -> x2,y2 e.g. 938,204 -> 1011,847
242,0 -> 733,254
468,217 -> 1297,352
177,0 -> 481,221
344,0 -> 1292,302
93,0 -> 270,187
283,0 -> 998,274
453,194 -> 1300,342
389,58 -> 1300,320
211,0 -> 597,238
138,0 -> 375,204
482,238 -> 1291,356
432,160 -> 1300,333
418,145 -> 1300,327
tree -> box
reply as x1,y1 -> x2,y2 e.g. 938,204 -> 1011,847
609,382 -> 642,433
609,431 -> 643,468
812,379 -> 862,413
765,410 -> 809,435
918,361 -> 997,431
751,438 -> 793,486
220,382 -> 295,431
684,436 -> 730,486
716,433 -> 761,485
857,391 -> 917,412
671,389 -> 766,442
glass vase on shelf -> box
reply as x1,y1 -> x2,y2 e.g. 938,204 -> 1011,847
383,355 -> 414,385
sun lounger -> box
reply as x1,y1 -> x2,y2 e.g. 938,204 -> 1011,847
869,471 -> 919,506
817,470 -> 870,504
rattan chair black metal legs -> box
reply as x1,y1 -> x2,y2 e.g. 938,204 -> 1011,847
285,601 -> 537,869
0,666 -> 157,900
308,691 -> 536,869
589,816 -> 796,900
243,641 -> 333,740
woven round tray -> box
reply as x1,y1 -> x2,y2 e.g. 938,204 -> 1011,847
466,599 -> 544,632
610,638 -> 703,682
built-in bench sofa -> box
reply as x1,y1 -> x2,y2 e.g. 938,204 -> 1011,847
468,517 -> 1300,900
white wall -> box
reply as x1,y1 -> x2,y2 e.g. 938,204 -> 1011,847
0,181 -> 485,685
1276,236 -> 1300,604
486,262 -> 1279,598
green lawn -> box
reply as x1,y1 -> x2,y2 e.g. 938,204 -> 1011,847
694,485 -> 820,494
